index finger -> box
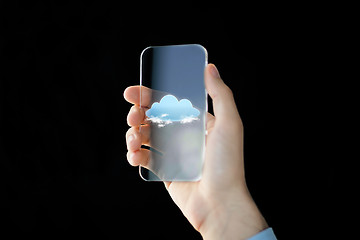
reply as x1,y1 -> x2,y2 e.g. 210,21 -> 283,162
123,85 -> 152,108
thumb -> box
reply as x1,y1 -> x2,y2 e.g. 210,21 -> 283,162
205,64 -> 241,122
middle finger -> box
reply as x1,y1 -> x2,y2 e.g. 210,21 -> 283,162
127,105 -> 146,126
126,125 -> 150,151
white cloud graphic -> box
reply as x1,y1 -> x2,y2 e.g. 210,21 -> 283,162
146,95 -> 200,127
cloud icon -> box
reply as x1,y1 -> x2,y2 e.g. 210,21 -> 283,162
146,95 -> 200,127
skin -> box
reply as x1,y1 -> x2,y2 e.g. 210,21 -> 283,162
124,64 -> 268,240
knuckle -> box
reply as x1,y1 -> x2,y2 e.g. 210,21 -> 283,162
127,151 -> 137,166
125,128 -> 133,138
126,126 -> 138,138
126,151 -> 131,162
126,110 -> 134,126
223,85 -> 233,97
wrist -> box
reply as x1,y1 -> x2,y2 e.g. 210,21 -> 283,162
199,191 -> 268,240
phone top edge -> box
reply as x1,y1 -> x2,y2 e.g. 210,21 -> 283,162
141,44 -> 207,52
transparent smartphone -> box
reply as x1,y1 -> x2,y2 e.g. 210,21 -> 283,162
139,44 -> 207,181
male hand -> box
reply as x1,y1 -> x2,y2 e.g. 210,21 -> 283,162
124,64 -> 268,240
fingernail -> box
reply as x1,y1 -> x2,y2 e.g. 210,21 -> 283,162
210,64 -> 220,78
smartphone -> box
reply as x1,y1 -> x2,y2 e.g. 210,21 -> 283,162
139,44 -> 208,181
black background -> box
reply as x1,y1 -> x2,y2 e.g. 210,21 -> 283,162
1,2 -> 337,240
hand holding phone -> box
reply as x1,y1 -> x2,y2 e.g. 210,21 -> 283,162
124,63 -> 269,239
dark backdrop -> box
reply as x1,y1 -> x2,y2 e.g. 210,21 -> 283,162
1,2 -> 337,240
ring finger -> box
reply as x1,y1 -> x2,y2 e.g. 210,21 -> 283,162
126,125 -> 150,151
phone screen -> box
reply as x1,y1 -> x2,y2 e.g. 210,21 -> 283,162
140,44 -> 207,181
